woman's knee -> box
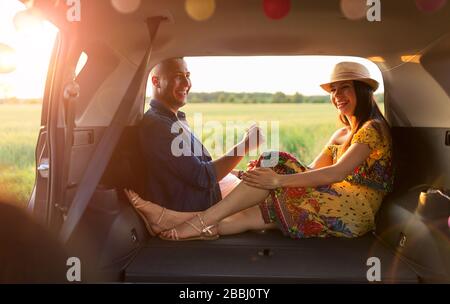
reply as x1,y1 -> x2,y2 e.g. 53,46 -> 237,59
252,151 -> 307,174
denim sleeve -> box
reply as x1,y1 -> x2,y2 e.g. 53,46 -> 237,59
139,117 -> 218,190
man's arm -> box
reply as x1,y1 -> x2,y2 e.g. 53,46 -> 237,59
212,146 -> 244,181
212,125 -> 263,181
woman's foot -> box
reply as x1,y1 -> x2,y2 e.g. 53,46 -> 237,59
124,189 -> 195,235
159,213 -> 219,241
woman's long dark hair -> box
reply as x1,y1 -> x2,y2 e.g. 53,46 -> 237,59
339,80 -> 391,152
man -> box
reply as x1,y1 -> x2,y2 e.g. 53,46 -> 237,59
139,58 -> 262,212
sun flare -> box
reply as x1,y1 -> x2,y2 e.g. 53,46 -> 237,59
0,0 -> 58,99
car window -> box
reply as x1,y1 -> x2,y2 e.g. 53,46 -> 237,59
144,56 -> 384,168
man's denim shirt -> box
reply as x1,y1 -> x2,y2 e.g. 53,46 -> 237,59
139,99 -> 222,212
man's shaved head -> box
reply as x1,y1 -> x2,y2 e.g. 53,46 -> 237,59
150,57 -> 191,113
151,57 -> 185,78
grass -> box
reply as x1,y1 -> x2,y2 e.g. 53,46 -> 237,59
181,103 -> 340,170
0,102 -> 383,208
0,105 -> 42,208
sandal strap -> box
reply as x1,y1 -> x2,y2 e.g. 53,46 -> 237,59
196,214 -> 216,236
170,228 -> 178,240
185,219 -> 202,233
134,199 -> 149,209
135,199 -> 166,228
184,214 -> 216,236
156,208 -> 166,225
130,192 -> 151,209
202,225 -> 215,236
197,214 -> 207,227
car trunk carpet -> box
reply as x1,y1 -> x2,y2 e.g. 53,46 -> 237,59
124,230 -> 418,283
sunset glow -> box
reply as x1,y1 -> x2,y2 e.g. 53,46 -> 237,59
0,0 -> 58,99
1,0 -> 383,100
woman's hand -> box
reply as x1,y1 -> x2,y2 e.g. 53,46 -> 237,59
242,167 -> 282,190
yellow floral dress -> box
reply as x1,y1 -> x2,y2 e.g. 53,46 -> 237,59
255,121 -> 393,238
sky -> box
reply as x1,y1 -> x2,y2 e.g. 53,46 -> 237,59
0,0 -> 384,99
184,56 -> 383,96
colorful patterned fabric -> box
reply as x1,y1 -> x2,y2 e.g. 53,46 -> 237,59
254,121 -> 393,239
325,121 -> 394,192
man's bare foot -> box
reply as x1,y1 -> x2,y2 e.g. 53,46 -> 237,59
124,189 -> 195,235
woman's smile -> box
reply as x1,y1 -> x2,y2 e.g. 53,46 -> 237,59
336,99 -> 350,110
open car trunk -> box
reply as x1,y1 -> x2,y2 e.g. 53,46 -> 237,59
25,0 -> 449,283
121,127 -> 449,283
65,126 -> 446,283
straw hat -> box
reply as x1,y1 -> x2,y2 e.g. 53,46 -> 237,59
320,61 -> 379,93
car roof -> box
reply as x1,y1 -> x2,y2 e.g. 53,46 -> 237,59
29,0 -> 450,60
27,0 -> 450,128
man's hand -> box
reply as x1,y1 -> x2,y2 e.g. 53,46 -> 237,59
240,124 -> 265,154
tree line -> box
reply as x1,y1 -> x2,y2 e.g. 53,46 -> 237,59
186,92 -> 384,104
1,92 -> 384,105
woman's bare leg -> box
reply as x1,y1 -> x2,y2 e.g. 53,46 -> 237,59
217,205 -> 277,235
203,183 -> 269,225
160,183 -> 271,239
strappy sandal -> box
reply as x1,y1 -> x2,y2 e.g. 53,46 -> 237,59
160,214 -> 219,241
126,190 -> 165,237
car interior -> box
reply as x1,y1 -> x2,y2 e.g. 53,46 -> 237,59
26,0 -> 449,283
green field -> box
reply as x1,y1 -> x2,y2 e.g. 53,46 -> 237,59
0,104 -> 42,208
0,103 -> 360,208
182,103 -> 340,169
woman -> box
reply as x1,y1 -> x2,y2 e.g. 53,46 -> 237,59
126,61 -> 393,240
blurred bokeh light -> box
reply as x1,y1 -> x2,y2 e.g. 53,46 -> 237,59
340,0 -> 367,20
111,0 -> 141,14
185,0 -> 216,21
415,0 -> 447,13
263,0 -> 291,20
